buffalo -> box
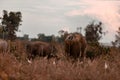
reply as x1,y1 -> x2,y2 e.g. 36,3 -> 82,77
26,41 -> 57,59
64,32 -> 87,60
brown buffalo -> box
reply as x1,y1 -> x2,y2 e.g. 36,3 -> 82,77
26,41 -> 57,59
64,32 -> 87,60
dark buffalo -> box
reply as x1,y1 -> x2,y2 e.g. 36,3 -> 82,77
26,41 -> 57,59
64,32 -> 87,60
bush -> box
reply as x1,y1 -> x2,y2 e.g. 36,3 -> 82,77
86,44 -> 110,60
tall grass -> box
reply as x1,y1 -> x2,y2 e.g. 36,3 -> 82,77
0,41 -> 120,80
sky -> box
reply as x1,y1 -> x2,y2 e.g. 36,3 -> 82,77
0,0 -> 120,43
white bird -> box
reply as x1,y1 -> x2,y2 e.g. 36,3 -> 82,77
53,61 -> 56,65
27,59 -> 32,64
104,62 -> 108,70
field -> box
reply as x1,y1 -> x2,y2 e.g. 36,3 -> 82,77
0,40 -> 120,80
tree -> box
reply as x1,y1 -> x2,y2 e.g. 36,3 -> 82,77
23,34 -> 29,40
37,33 -> 55,42
37,33 -> 45,40
77,27 -> 82,33
1,10 -> 22,41
114,27 -> 120,47
0,25 -> 3,38
85,21 -> 104,45
58,29 -> 68,41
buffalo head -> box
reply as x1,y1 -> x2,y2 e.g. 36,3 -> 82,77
64,32 -> 87,60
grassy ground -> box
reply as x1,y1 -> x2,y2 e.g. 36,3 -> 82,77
0,41 -> 120,80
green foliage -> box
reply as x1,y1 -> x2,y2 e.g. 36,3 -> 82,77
85,21 -> 103,45
58,30 -> 68,42
36,33 -> 55,42
23,34 -> 29,40
1,10 -> 22,41
86,44 -> 110,60
37,33 -> 45,40
115,27 -> 120,47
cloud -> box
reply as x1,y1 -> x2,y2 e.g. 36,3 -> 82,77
66,0 -> 120,32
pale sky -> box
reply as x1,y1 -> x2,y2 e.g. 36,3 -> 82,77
0,0 -> 120,43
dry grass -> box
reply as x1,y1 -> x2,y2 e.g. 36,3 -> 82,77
0,41 -> 120,80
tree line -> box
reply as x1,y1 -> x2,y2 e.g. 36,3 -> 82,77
0,10 -> 120,47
